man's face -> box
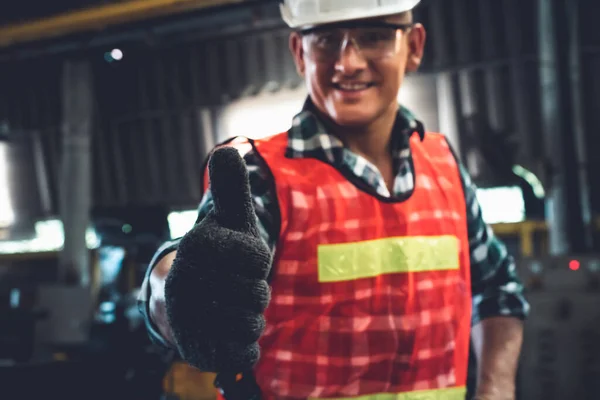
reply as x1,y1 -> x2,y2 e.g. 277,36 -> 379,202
290,14 -> 426,127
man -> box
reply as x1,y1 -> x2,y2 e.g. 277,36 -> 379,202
138,0 -> 529,399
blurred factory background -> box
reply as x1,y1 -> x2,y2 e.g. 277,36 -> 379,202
0,0 -> 599,399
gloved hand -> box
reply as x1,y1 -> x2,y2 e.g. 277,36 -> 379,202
164,147 -> 272,374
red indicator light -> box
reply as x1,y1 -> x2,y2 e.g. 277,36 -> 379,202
569,260 -> 580,271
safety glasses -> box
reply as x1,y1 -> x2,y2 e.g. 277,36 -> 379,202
301,21 -> 414,62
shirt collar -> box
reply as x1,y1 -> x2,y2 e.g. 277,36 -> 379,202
286,97 -> 425,162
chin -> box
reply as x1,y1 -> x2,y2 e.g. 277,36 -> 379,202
331,114 -> 374,127
327,106 -> 380,127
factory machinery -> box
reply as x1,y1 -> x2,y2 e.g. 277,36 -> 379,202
0,208 -> 183,400
516,255 -> 600,400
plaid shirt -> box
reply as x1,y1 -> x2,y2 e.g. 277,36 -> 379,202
138,100 -> 529,350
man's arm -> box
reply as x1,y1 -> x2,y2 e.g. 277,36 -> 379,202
137,240 -> 181,349
457,161 -> 530,399
470,317 -> 524,399
148,249 -> 177,345
137,149 -> 279,350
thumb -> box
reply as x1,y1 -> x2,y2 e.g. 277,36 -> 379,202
209,147 -> 258,235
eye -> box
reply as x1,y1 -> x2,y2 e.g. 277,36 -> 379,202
358,29 -> 395,45
310,32 -> 342,49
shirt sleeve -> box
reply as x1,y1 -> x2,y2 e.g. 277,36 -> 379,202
137,148 -> 279,349
456,161 -> 531,325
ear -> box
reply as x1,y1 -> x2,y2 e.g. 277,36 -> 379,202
289,32 -> 306,77
405,23 -> 426,72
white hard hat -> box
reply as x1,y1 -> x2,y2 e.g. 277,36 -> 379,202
280,0 -> 421,29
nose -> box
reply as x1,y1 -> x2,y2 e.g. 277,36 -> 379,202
334,37 -> 367,75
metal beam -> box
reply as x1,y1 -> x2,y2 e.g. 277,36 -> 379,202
503,0 -> 533,161
479,0 -> 505,131
0,0 -> 245,48
566,0 -> 593,249
59,60 -> 93,285
538,0 -> 592,254
538,0 -> 569,255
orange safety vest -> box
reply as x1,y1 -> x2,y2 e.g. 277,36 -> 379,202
214,131 -> 471,400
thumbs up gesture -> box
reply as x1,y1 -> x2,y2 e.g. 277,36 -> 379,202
164,147 -> 273,374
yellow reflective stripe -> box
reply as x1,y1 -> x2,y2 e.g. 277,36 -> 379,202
310,386 -> 466,400
318,235 -> 459,283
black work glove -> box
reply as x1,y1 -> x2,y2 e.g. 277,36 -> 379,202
164,147 -> 273,374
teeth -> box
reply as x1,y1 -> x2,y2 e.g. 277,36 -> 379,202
338,83 -> 369,91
